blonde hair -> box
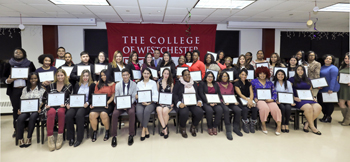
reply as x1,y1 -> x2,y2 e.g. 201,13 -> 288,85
54,69 -> 70,85
111,50 -> 123,68
78,69 -> 93,86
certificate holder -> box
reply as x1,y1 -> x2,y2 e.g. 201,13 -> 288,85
149,68 -> 158,78
69,94 -> 86,108
186,62 -> 193,67
177,67 -> 188,76
296,90 -> 313,101
114,71 -> 122,82
160,66 -> 170,77
247,70 -> 255,80
61,66 -> 74,76
77,65 -> 91,76
132,70 -> 141,80
205,94 -> 221,103
183,93 -> 197,106
137,90 -> 152,103
92,94 -> 107,107
311,77 -> 328,88
256,89 -> 272,100
20,99 -> 39,113
55,59 -> 65,68
38,71 -> 55,82
321,92 -> 338,103
94,64 -> 108,74
239,98 -> 256,106
277,92 -> 294,104
158,92 -> 173,105
289,71 -> 295,78
225,71 -> 234,81
255,62 -> 269,68
11,67 -> 29,79
273,67 -> 288,76
232,58 -> 238,64
206,69 -> 219,81
190,71 -> 202,81
116,95 -> 132,109
222,95 -> 238,104
339,73 -> 350,84
48,93 -> 65,107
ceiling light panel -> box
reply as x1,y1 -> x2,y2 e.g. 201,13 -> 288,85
49,0 -> 109,6
319,3 -> 350,12
195,0 -> 255,9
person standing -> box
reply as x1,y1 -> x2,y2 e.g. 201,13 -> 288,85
306,51 -> 321,96
106,50 -> 126,83
35,54 -> 57,87
338,52 -> 350,125
70,51 -> 96,83
153,49 -> 162,67
189,50 -> 206,79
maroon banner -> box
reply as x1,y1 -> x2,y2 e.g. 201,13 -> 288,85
106,23 -> 216,62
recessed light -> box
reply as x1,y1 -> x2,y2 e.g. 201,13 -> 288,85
49,0 -> 109,6
319,3 -> 350,12
195,0 -> 254,9
157,10 -> 161,12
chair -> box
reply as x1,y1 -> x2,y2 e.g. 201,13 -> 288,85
15,115 -> 41,146
41,114 -> 66,144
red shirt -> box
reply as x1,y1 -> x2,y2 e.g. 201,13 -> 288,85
177,64 -> 190,68
94,83 -> 116,97
218,82 -> 234,95
133,62 -> 140,70
189,60 -> 206,79
208,86 -> 215,94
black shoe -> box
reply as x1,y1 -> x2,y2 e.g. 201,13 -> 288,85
190,125 -> 197,137
104,130 -> 110,141
303,122 -> 309,133
242,122 -> 249,133
128,135 -> 134,146
69,139 -> 75,146
312,131 -> 322,135
145,134 -> 150,138
111,136 -> 117,147
12,131 -> 16,138
233,128 -> 243,137
285,129 -> 290,133
281,129 -> 286,133
140,136 -> 145,141
74,141 -> 81,147
319,115 -> 327,122
324,116 -> 332,123
92,131 -> 97,142
163,125 -> 169,139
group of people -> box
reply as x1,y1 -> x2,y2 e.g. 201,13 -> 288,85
2,47 -> 349,151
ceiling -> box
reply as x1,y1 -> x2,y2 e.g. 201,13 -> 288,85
0,0 -> 349,28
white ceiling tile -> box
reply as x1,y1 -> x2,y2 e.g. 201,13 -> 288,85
210,9 -> 240,17
0,4 -> 15,11
167,0 -> 197,8
108,0 -> 138,6
19,0 -> 52,5
165,8 -> 188,15
164,15 -> 186,20
244,0 -> 285,10
58,5 -> 91,13
253,10 -> 287,17
190,8 -> 216,15
2,4 -> 42,13
141,7 -> 164,15
119,14 -> 142,22
0,0 -> 22,4
30,4 -> 65,12
86,6 -> 116,14
138,0 -> 166,8
143,15 -> 163,22
187,15 -> 207,22
293,2 -> 336,12
114,6 -> 140,14
225,16 -> 248,21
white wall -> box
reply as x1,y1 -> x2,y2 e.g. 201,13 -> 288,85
21,25 -> 43,69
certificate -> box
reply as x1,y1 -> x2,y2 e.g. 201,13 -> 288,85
296,90 -> 313,100
116,95 -> 132,109
149,68 -> 158,78
69,94 -> 86,108
114,72 -> 122,82
255,62 -> 269,68
160,66 -> 170,77
132,70 -> 141,80
289,71 -> 295,78
239,98 -> 256,105
222,95 -> 238,104
206,69 -> 218,81
277,92 -> 294,104
137,90 -> 152,103
247,70 -> 255,80
186,62 -> 193,67
190,71 -> 202,81
38,71 -> 54,82
183,93 -> 197,106
322,92 -> 338,103
257,89 -> 271,100
177,67 -> 188,76
94,64 -> 108,73
48,93 -> 65,106
55,59 -> 65,68
92,94 -> 107,107
205,94 -> 220,103
226,70 -> 234,81
207,52 -> 217,61
11,67 -> 29,79
158,92 -> 172,105
273,67 -> 288,76
304,66 -> 308,76
20,99 -> 39,113
232,57 -> 238,64
339,73 -> 350,84
61,66 -> 74,76
311,77 -> 328,88
77,65 -> 91,76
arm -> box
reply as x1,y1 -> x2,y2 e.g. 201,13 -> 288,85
152,81 -> 159,102
314,62 -> 321,78
270,82 -> 277,101
217,62 -> 226,70
198,82 -> 207,103
199,63 -> 206,79
328,66 -> 339,92
235,86 -> 247,99
172,83 -> 181,108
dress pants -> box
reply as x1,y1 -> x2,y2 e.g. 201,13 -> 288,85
17,112 -> 39,139
318,93 -> 335,117
10,88 -> 24,128
202,103 -> 223,128
111,103 -> 136,136
177,105 -> 204,128
65,107 -> 90,142
136,103 -> 156,128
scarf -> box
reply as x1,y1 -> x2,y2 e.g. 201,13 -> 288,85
9,58 -> 31,67
220,81 -> 228,85
179,77 -> 194,88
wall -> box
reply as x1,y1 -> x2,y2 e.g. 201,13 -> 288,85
21,25 -> 43,69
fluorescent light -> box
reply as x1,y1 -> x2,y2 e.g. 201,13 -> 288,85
195,0 -> 254,9
50,0 -> 109,6
319,3 -> 350,12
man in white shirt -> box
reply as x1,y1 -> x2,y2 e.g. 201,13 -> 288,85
153,49 -> 162,67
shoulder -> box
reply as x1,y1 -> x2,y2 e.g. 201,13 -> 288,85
288,77 -> 294,82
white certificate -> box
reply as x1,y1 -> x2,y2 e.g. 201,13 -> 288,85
177,67 -> 188,76
322,92 -> 338,103
55,59 -> 65,68
296,90 -> 313,100
149,68 -> 158,78
206,94 -> 220,103
226,70 -> 234,81
339,73 -> 350,84
160,66 -> 171,77
232,57 -> 238,64
222,95 -> 238,104
132,70 -> 141,80
289,71 -> 295,78
38,71 -> 54,82
257,89 -> 271,100
20,99 -> 39,113
247,70 -> 255,80
114,72 -> 122,82
183,93 -> 197,106
137,90 -> 152,103
190,71 -> 202,81
61,66 -> 73,76
69,94 -> 85,108
77,65 -> 91,76
273,67 -> 288,76
116,95 -> 132,109
239,98 -> 256,105
207,52 -> 217,61
304,66 -> 308,76
278,92 -> 294,104
255,62 -> 269,68
48,93 -> 65,106
92,94 -> 107,107
11,67 -> 29,79
94,64 -> 108,73
311,77 -> 328,88
186,62 -> 193,67
206,69 -> 218,81
158,92 -> 172,105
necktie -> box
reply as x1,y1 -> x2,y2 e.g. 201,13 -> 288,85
124,84 -> 128,95
155,59 -> 157,67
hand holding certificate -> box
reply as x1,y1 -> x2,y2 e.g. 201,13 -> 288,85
11,67 -> 29,79
158,93 -> 172,105
116,95 -> 132,109
322,92 -> 338,103
183,93 -> 197,106
69,94 -> 86,108
38,71 -> 55,82
339,73 -> 350,84
177,67 -> 188,76
190,71 -> 202,81
296,90 -> 313,100
92,94 -> 107,107
239,98 -> 256,106
132,70 -> 141,80
206,94 -> 220,103
311,77 -> 328,88
114,72 -> 122,82
256,62 -> 269,68
20,99 -> 39,113
222,95 -> 238,104
257,89 -> 272,100
48,93 -> 65,107
277,92 -> 294,104
137,90 -> 152,103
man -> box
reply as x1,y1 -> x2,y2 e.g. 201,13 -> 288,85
153,49 -> 162,67
70,51 -> 96,82
245,52 -> 252,64
2,47 -> 36,137
53,47 -> 66,67
63,52 -> 74,67
110,68 -> 136,147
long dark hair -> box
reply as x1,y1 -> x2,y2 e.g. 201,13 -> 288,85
203,71 -> 216,83
296,50 -> 306,64
273,70 -> 288,90
218,71 -> 230,82
26,72 -> 42,92
204,53 -> 216,66
306,51 -> 318,62
235,55 -> 247,68
161,68 -> 173,86
128,51 -> 139,64
217,50 -> 225,64
185,51 -> 192,62
144,53 -> 155,67
159,51 -> 174,67
293,65 -> 311,87
339,52 -> 350,70
269,53 -> 283,67
97,69 -> 109,90
95,51 -> 109,64
140,68 -> 153,81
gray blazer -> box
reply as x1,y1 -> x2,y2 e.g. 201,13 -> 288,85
114,80 -> 137,104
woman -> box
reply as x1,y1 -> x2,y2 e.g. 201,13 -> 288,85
288,65 -> 322,135
234,55 -> 254,82
173,69 -> 204,138
126,51 -> 141,81
250,50 -> 268,69
217,71 -> 241,139
296,50 -> 307,66
95,51 -> 109,81
269,53 -> 286,79
204,53 -> 221,72
17,72 -> 45,148
42,69 -> 73,151
156,51 -> 176,79
234,69 -> 258,134
216,50 -> 225,66
135,68 -> 158,141
185,51 -> 192,63
189,50 -> 206,79
273,70 -> 295,133
66,70 -> 95,147
63,52 -> 74,67
198,71 -> 223,136
156,68 -> 174,139
288,55 -> 298,72
338,52 -> 350,125
106,50 -> 126,82
251,67 -> 282,135
36,54 -> 57,87
89,69 -> 115,142
222,57 -> 234,71
176,55 -> 190,78
306,51 -> 321,97
318,54 -> 340,123
245,52 -> 253,64
141,53 -> 158,81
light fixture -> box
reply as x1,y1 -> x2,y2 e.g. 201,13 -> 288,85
195,0 -> 254,9
319,3 -> 350,12
18,13 -> 25,30
49,0 -> 109,5
306,12 -> 313,26
313,1 -> 319,12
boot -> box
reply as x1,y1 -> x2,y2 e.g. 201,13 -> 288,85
242,119 -> 249,133
341,108 -> 350,126
48,135 -> 55,151
180,127 -> 187,138
56,134 -> 63,150
339,108 -> 348,123
225,125 -> 233,140
190,125 -> 197,137
323,116 -> 332,123
250,118 -> 257,133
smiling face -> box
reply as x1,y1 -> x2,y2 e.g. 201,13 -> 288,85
162,69 -> 169,80
192,52 -> 199,62
179,56 -> 185,65
43,57 -> 51,67
308,52 -> 315,62
324,56 -> 332,65
163,54 -> 170,62
344,55 -> 349,65
64,53 -> 72,63
132,53 -> 138,61
222,73 -> 228,82
82,72 -> 89,83
290,58 -> 297,66
98,53 -> 105,63
276,71 -> 285,81
296,66 -> 304,76
219,52 -> 224,59
183,71 -> 191,82
154,50 -> 160,59
57,48 -> 65,58
206,55 -> 212,64
142,70 -> 151,80
240,71 -> 247,81
271,54 -> 277,64
239,56 -> 246,65
81,54 -> 89,63
146,54 -> 152,63
101,72 -> 106,82
14,49 -> 24,60
186,53 -> 192,62
296,52 -> 302,60
258,72 -> 266,80
206,73 -> 214,83
122,71 -> 130,82
116,53 -> 123,63
30,74 -> 38,86
257,51 -> 264,60
56,72 -> 65,82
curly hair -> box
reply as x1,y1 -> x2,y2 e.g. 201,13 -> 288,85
38,54 -> 54,66
255,66 -> 270,79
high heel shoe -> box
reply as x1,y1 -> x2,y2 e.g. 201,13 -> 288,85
104,130 -> 110,141
24,138 -> 32,147
303,122 -> 309,133
92,131 -> 97,142
163,125 -> 169,139
19,139 -> 25,148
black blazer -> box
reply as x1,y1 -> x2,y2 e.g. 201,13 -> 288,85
198,81 -> 222,104
232,65 -> 254,80
125,62 -> 140,80
1,62 -> 36,96
172,81 -> 201,109
70,62 -> 96,82
106,63 -> 125,82
73,83 -> 95,105
156,61 -> 176,79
